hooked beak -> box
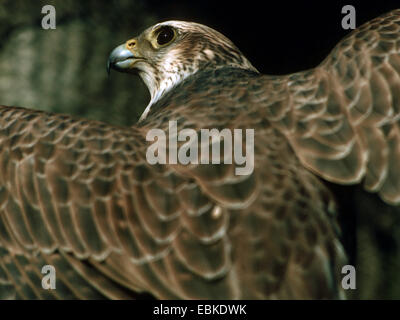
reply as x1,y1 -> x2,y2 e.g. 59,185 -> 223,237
107,44 -> 139,75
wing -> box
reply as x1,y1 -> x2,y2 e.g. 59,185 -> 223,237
257,9 -> 400,205
0,104 -> 345,299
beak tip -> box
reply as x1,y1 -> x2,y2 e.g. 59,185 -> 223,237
107,44 -> 136,75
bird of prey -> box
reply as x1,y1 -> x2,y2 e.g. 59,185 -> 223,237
0,9 -> 400,300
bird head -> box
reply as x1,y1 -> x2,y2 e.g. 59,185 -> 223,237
107,21 -> 257,120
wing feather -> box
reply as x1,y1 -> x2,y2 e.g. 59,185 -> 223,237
261,9 -> 400,205
0,103 -> 344,299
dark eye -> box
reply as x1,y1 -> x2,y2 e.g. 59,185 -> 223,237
156,26 -> 175,45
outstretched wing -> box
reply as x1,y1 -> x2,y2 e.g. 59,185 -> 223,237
259,9 -> 400,205
0,105 -> 344,299
0,106 -> 230,299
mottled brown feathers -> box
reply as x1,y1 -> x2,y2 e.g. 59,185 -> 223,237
1,9 -> 400,299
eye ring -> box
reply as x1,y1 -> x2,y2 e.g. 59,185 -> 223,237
156,26 -> 176,46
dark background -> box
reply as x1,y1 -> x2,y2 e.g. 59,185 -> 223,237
0,0 -> 399,299
146,0 -> 400,75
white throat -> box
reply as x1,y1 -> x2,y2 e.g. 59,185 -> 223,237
139,71 -> 194,122
138,52 -> 197,122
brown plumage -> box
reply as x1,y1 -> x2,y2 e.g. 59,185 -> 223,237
1,9 -> 400,299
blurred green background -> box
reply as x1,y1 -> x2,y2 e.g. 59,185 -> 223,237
0,0 -> 154,125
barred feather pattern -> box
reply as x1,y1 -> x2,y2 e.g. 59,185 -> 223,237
255,9 -> 400,205
0,103 -> 345,299
1,9 -> 400,299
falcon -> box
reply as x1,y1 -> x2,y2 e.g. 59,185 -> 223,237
0,9 -> 400,299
